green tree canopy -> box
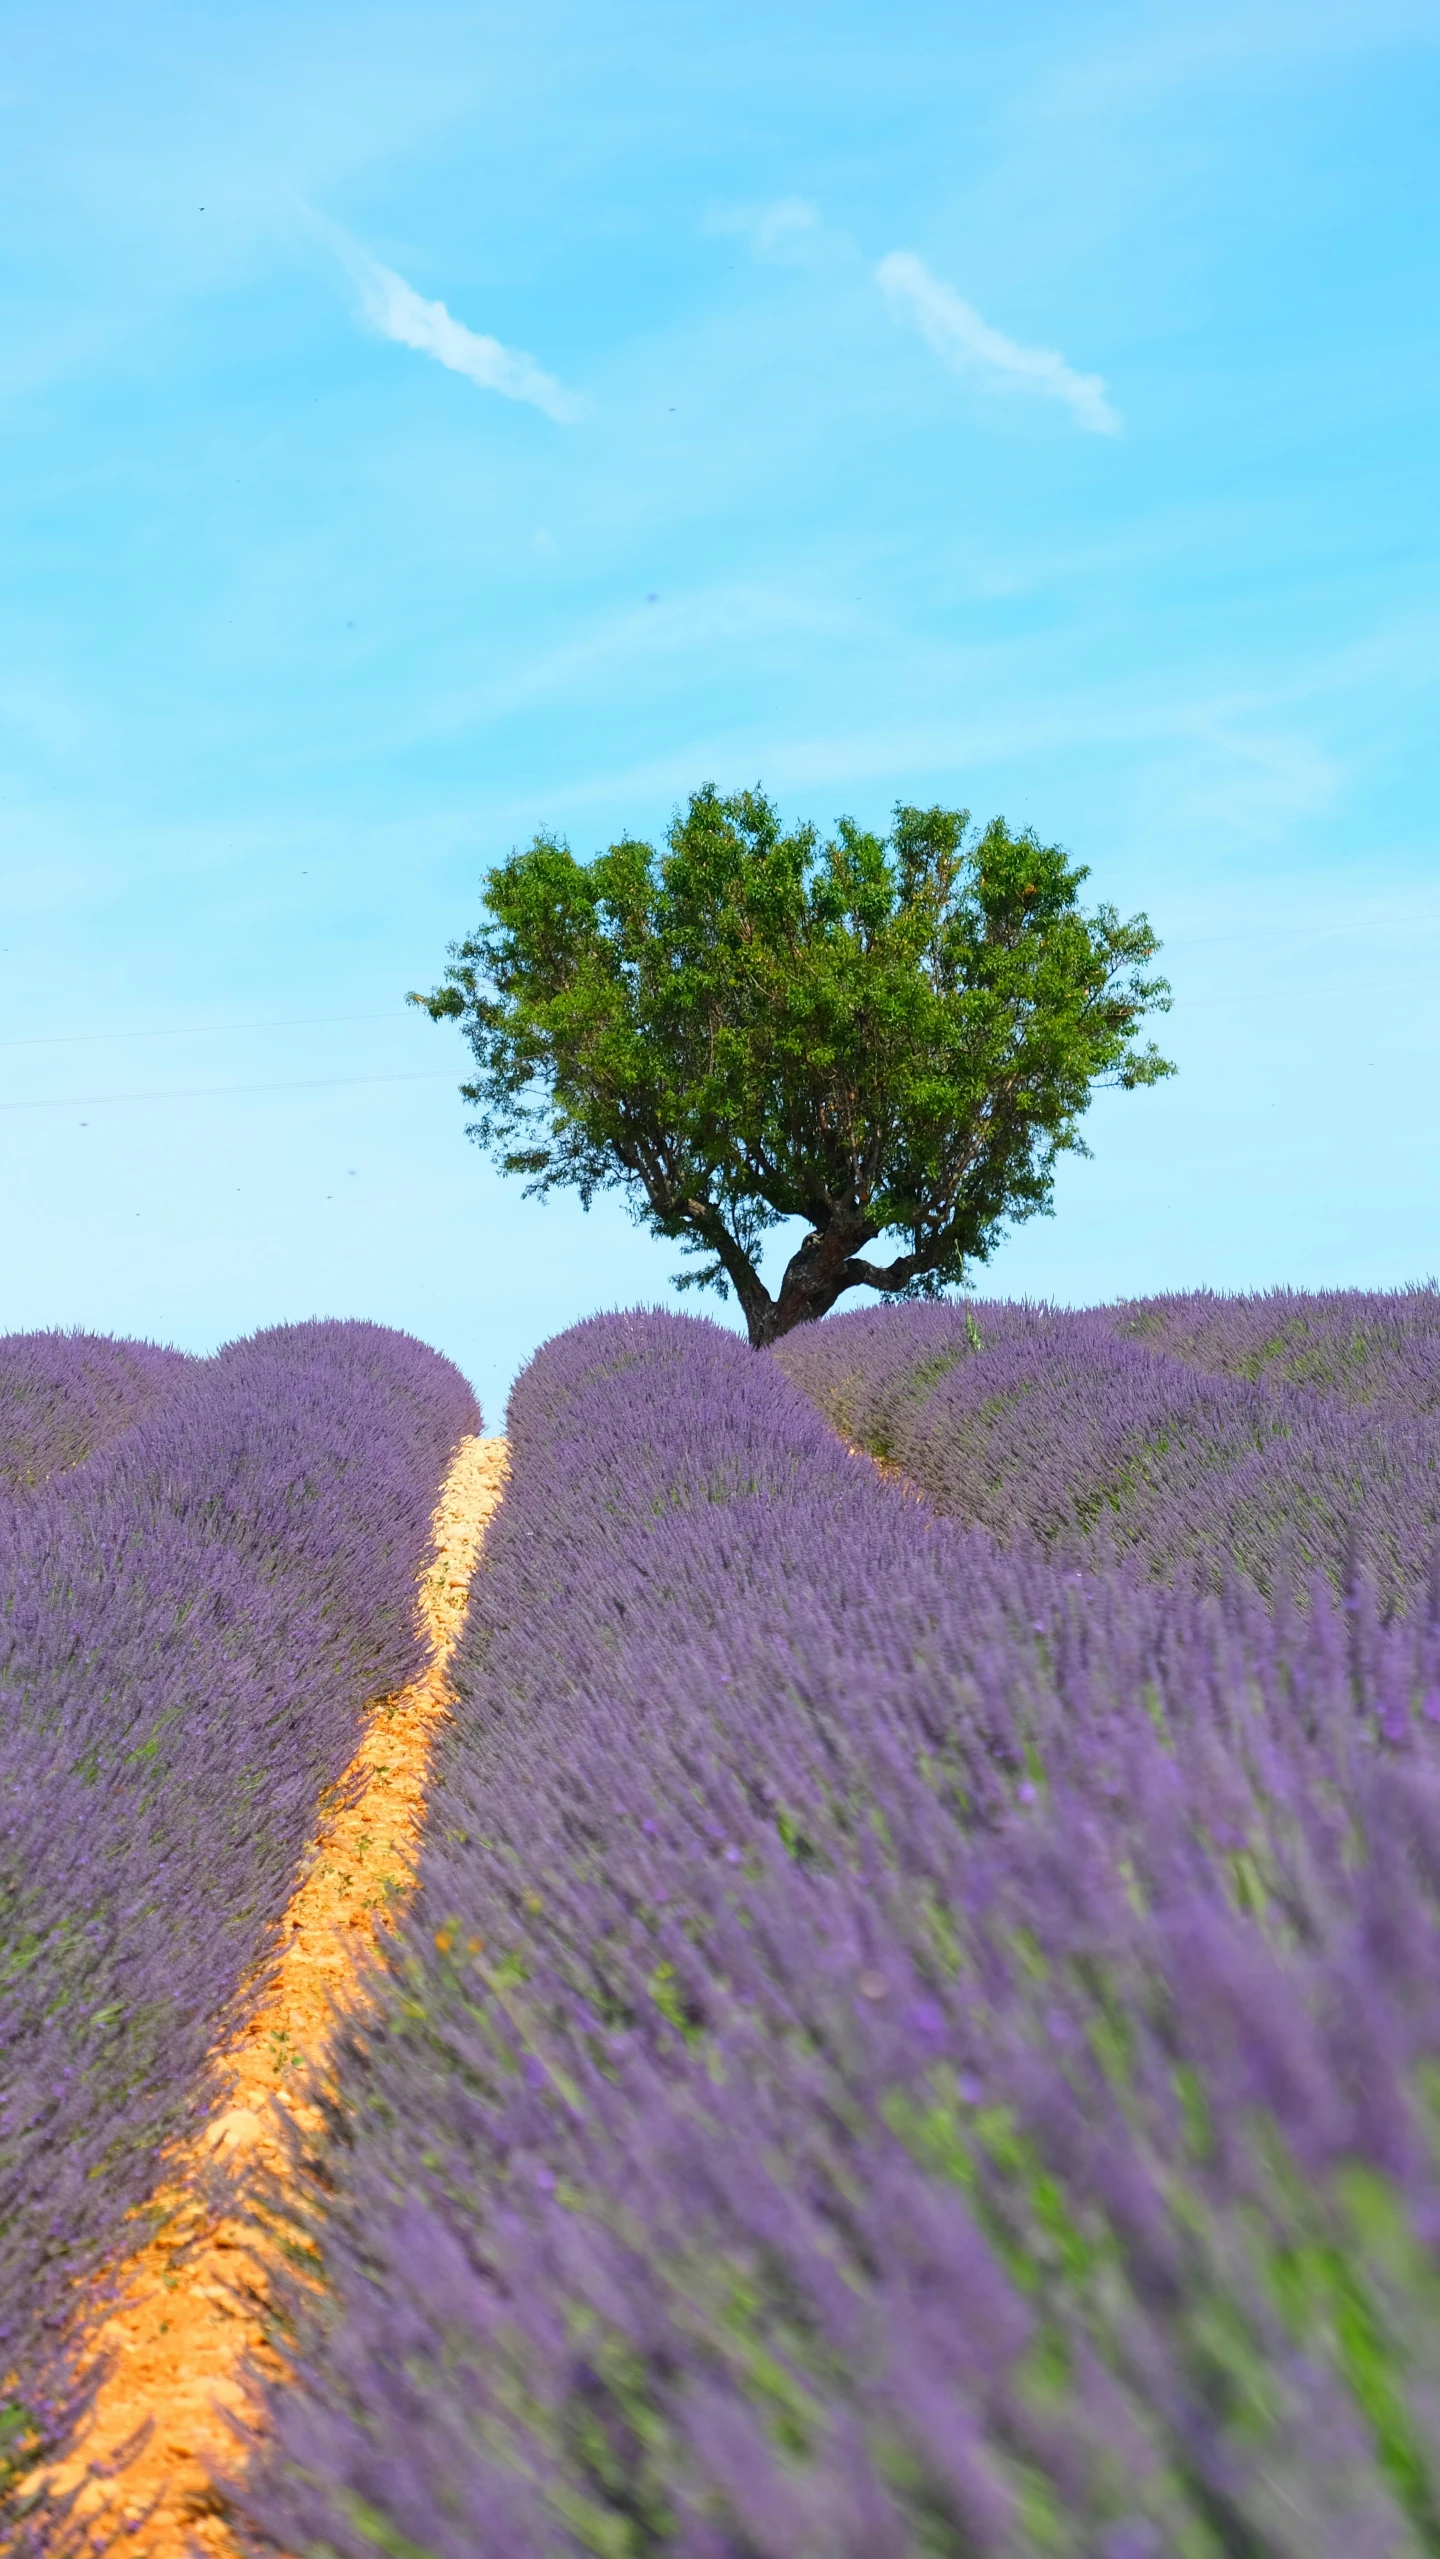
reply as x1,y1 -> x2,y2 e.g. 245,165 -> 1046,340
413,785 -> 1173,1345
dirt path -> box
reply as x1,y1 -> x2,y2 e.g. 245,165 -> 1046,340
36,1432 -> 509,2556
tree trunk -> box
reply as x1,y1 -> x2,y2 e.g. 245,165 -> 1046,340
749,1224 -> 877,1347
680,1201 -> 926,1350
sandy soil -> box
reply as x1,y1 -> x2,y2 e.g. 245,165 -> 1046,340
32,1432 -> 509,2556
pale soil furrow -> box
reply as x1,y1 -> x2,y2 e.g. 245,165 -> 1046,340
32,1432 -> 509,2557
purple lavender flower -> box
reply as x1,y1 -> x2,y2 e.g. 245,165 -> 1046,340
1,1318 -> 476,2527
231,1307 -> 1440,2558
0,1329 -> 192,1488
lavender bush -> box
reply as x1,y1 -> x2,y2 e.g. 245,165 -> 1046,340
0,1319 -> 478,2526
776,1297 -> 1440,1602
1109,1284 -> 1440,1413
238,1311 -> 1440,2559
0,1329 -> 192,1489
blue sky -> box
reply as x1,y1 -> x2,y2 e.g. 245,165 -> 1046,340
3,0 -> 1437,1423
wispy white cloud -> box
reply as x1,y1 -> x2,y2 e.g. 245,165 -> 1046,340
312,213 -> 588,424
875,250 -> 1120,436
708,196 -> 823,263
1038,0 -> 1438,117
355,261 -> 588,423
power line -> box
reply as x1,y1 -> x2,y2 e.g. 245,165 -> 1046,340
1180,976 -> 1435,1009
0,1008 -> 414,1052
0,1070 -> 457,1114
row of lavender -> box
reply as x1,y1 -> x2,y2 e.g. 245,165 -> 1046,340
775,1286 -> 1440,1604
0,1329 -> 194,1491
241,1308 -> 1440,2559
0,1323 -> 478,2534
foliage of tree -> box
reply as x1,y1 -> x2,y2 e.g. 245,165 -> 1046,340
413,785 -> 1174,1345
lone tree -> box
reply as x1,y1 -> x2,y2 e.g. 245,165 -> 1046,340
413,785 -> 1173,1347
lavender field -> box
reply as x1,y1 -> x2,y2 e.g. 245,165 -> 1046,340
6,1288 -> 1440,2555
776,1287 -> 1440,1606
230,1293 -> 1440,2559
0,1323 -> 478,2518
0,1331 -> 194,1492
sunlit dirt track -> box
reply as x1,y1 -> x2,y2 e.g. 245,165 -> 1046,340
34,1432 -> 509,2556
